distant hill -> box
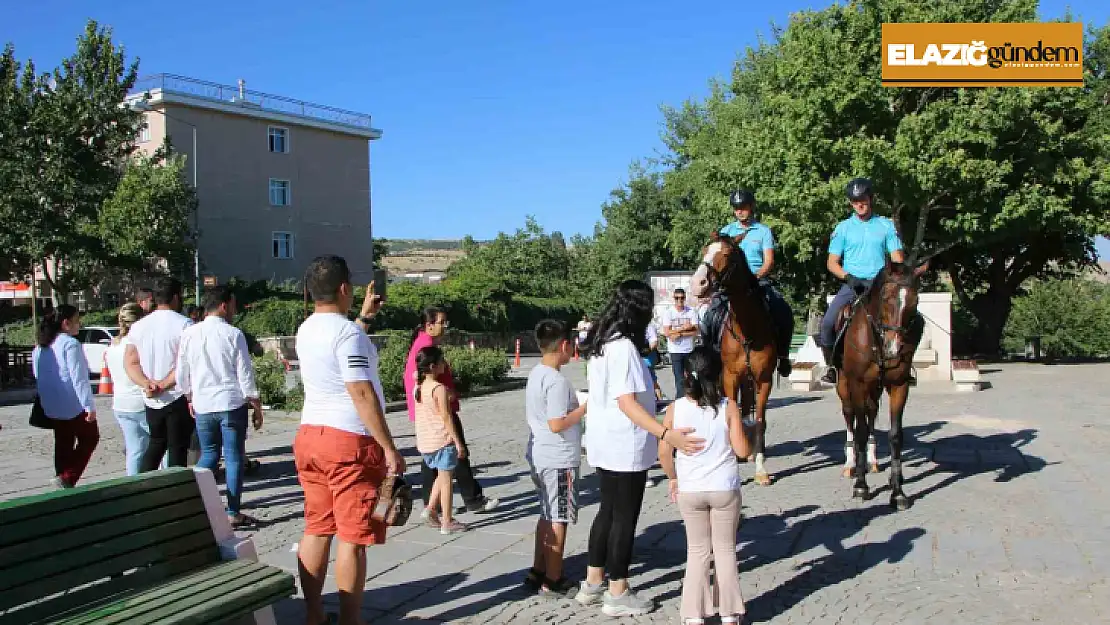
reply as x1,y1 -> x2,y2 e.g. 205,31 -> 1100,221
379,238 -> 476,275
383,239 -> 477,253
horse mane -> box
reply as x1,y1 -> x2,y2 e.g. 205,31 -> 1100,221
873,262 -> 915,289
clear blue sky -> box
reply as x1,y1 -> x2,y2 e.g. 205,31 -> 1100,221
2,0 -> 1107,251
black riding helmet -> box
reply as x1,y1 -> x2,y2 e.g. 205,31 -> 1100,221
846,177 -> 873,201
729,189 -> 756,208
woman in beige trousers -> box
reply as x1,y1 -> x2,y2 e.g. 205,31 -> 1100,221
659,347 -> 752,625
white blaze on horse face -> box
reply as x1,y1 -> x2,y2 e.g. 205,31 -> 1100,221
887,286 -> 908,358
691,241 -> 723,297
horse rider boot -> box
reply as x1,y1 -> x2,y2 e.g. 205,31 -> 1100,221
716,188 -> 794,378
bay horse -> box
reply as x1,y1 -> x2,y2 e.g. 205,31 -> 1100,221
690,232 -> 777,485
835,260 -> 927,510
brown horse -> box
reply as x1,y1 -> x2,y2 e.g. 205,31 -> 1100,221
835,260 -> 927,510
690,232 -> 778,485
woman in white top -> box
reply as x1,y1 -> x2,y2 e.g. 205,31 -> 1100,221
103,303 -> 149,476
659,346 -> 752,625
575,280 -> 706,617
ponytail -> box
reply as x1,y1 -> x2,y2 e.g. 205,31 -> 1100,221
414,345 -> 444,402
37,304 -> 79,347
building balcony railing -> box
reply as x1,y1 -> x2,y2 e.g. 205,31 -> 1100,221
130,73 -> 374,130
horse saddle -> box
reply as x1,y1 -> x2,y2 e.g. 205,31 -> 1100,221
701,285 -> 777,356
831,294 -> 867,369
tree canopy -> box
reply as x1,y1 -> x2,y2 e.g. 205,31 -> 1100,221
651,0 -> 1110,353
0,19 -> 197,300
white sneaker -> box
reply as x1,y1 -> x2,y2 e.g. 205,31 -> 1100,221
601,589 -> 654,616
574,580 -> 605,605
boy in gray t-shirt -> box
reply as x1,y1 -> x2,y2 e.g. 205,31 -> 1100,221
524,319 -> 587,597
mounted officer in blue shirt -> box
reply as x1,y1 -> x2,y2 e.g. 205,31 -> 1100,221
819,177 -> 923,383
701,189 -> 795,378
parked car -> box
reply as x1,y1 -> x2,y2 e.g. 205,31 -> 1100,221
76,326 -> 118,376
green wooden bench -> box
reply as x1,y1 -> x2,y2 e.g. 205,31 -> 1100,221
0,467 -> 295,625
787,333 -> 808,356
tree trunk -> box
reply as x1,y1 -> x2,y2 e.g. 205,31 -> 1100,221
40,258 -> 66,309
965,289 -> 1014,356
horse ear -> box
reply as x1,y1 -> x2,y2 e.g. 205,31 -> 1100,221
732,235 -> 744,246
913,260 -> 929,278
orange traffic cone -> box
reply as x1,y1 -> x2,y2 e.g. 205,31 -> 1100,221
514,338 -> 521,368
98,357 -> 113,395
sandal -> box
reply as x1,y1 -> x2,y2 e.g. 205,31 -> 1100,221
538,576 -> 577,598
523,567 -> 544,590
440,519 -> 469,535
229,513 -> 261,529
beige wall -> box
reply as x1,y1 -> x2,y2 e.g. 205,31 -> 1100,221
143,103 -> 373,285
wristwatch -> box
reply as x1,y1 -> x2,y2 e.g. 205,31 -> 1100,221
358,315 -> 374,325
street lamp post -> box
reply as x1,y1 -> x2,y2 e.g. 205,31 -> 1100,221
133,101 -> 201,307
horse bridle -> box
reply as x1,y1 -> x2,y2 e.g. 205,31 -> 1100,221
857,284 -> 916,370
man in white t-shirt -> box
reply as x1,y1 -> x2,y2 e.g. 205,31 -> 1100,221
124,277 -> 195,471
293,255 -> 404,625
660,288 -> 699,397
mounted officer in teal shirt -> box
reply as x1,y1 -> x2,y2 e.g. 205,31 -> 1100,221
701,189 -> 795,377
819,177 -> 923,383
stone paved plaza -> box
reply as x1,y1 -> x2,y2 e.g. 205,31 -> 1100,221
2,359 -> 1108,624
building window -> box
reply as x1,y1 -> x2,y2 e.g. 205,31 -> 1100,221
268,127 -> 288,153
269,179 -> 291,206
140,124 -> 151,143
272,232 -> 294,259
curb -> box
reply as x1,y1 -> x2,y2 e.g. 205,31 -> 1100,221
383,378 -> 528,414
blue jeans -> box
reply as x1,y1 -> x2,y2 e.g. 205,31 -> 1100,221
195,405 -> 249,515
671,351 -> 691,397
114,410 -> 151,476
820,284 -> 863,348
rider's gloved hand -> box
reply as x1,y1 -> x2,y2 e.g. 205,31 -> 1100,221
845,275 -> 867,293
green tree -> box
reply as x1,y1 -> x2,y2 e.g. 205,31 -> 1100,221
372,238 -> 389,271
448,216 -> 570,297
570,165 -> 687,314
1002,279 -> 1110,359
100,153 -> 197,279
661,0 -> 1110,353
0,20 -> 145,300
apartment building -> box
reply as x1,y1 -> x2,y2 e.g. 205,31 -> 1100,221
126,73 -> 383,285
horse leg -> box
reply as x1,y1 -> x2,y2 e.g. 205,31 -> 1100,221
723,369 -> 747,462
867,435 -> 880,474
887,382 -> 912,510
842,424 -> 856,478
850,385 -> 874,500
752,379 -> 772,486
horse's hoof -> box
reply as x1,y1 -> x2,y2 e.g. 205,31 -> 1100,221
891,494 -> 912,511
852,487 -> 869,500
841,467 -> 853,478
869,463 -> 880,474
754,472 -> 772,486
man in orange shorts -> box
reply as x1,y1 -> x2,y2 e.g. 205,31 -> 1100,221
294,255 -> 405,625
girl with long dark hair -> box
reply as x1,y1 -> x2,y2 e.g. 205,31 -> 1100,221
576,280 -> 706,616
658,346 -> 752,625
32,305 -> 100,488
403,307 -> 498,515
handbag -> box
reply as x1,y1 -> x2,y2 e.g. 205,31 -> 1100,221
28,395 -> 53,430
371,474 -> 413,527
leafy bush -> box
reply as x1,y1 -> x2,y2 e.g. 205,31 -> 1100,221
376,335 -> 412,403
442,346 -> 510,394
373,333 -> 509,402
1002,279 -> 1110,359
508,296 -> 582,332
237,298 -> 304,338
252,352 -> 292,409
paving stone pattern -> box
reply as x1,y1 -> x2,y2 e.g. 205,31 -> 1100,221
2,360 -> 1108,624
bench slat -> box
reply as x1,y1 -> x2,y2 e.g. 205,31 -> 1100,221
0,517 -> 218,610
165,573 -> 295,625
66,561 -> 289,625
0,483 -> 204,549
0,468 -> 196,525
0,497 -> 207,567
0,549 -> 217,625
